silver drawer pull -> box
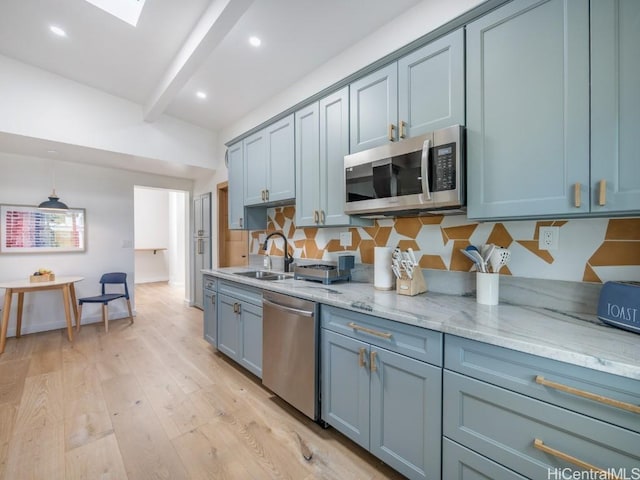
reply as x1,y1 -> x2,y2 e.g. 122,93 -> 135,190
535,375 -> 640,414
347,322 -> 392,339
533,439 -> 620,479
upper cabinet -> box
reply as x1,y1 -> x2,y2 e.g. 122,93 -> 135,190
244,114 -> 295,206
467,0 -> 639,220
590,0 -> 640,214
295,88 -> 371,227
349,29 -> 464,153
228,141 -> 267,231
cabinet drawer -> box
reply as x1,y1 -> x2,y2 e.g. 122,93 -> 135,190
443,370 -> 640,479
218,280 -> 262,306
445,335 -> 640,434
321,305 -> 442,366
443,438 -> 526,480
204,275 -> 217,291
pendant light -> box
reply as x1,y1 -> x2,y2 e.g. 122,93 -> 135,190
38,160 -> 68,210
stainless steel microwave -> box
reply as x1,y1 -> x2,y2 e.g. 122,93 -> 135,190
344,124 -> 465,216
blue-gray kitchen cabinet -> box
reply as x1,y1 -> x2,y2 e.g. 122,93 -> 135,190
244,115 -> 295,206
466,0 -> 590,219
349,29 -> 464,153
321,306 -> 442,480
203,276 -> 217,346
216,281 -> 262,378
467,0 -> 640,219
590,0 -> 640,215
443,334 -> 640,478
295,88 -> 370,227
228,141 -> 267,230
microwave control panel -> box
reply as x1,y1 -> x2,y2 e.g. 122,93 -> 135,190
432,142 -> 456,191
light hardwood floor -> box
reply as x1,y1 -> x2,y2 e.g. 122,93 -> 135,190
0,282 -> 405,479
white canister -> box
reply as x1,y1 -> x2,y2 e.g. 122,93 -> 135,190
476,272 -> 499,305
374,247 -> 394,290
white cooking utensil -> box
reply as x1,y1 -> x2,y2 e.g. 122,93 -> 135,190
489,247 -> 511,273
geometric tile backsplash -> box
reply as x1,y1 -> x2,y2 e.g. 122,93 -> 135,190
251,207 -> 640,284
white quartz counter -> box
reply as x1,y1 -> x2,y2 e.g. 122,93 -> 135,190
203,267 -> 640,381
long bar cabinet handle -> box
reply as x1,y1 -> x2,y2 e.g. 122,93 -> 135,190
535,375 -> 640,414
574,183 -> 581,208
370,351 -> 377,372
358,347 -> 367,368
320,210 -> 325,224
313,210 -> 319,223
388,123 -> 395,142
533,439 -> 619,479
347,322 -> 393,339
599,179 -> 607,206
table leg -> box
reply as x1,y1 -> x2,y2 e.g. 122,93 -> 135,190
69,283 -> 79,329
62,285 -> 73,342
1,289 -> 13,354
16,292 -> 24,338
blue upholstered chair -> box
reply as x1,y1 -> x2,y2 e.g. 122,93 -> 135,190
77,272 -> 134,332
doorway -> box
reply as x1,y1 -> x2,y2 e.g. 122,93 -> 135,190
217,181 -> 248,267
134,186 -> 189,300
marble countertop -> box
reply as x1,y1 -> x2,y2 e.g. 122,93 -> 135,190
203,267 -> 640,381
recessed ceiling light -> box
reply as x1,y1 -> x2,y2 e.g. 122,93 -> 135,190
46,150 -> 58,155
249,36 -> 261,47
196,91 -> 207,99
49,25 -> 67,37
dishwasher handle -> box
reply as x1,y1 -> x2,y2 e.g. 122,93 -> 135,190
263,298 -> 315,317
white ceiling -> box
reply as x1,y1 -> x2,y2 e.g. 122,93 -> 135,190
0,0 -> 423,133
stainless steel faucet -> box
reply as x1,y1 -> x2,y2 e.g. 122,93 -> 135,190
262,231 -> 294,272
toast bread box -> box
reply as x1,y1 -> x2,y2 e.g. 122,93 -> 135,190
597,281 -> 640,334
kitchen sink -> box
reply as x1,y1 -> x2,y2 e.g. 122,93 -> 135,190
233,270 -> 293,281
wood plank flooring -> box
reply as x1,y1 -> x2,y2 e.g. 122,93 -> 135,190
0,282 -> 405,479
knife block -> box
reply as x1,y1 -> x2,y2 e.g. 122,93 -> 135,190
396,266 -> 427,296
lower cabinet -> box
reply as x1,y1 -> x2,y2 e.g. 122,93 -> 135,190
217,281 -> 262,378
321,306 -> 442,480
443,334 -> 640,479
203,276 -> 217,346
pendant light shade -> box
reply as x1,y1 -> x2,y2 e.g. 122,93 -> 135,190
38,189 -> 68,210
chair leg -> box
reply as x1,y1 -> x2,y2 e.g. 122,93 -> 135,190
77,304 -> 83,331
126,299 -> 134,325
102,304 -> 108,332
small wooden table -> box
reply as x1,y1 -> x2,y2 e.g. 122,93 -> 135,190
0,276 -> 84,354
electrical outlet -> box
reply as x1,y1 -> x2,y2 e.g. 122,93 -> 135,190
258,233 -> 266,243
339,231 -> 352,247
539,226 -> 559,250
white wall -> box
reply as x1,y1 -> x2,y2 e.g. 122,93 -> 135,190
0,54 -> 216,169
134,187 -> 170,283
168,191 -> 187,288
0,152 -> 193,335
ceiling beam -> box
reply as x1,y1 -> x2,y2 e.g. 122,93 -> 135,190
143,0 -> 254,123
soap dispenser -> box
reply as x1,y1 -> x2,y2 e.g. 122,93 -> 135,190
263,254 -> 271,270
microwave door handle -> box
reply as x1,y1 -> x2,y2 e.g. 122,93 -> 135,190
421,139 -> 431,200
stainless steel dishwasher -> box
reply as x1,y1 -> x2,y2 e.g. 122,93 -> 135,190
262,291 -> 318,420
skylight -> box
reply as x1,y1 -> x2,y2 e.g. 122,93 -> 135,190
83,0 -> 147,27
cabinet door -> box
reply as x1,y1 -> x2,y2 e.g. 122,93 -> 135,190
239,302 -> 262,378
194,192 -> 211,238
243,130 -> 267,206
398,28 -> 464,138
591,0 -> 640,214
466,0 -> 590,219
350,63 -> 398,153
217,294 -> 240,361
295,102 -> 320,227
320,87 -> 353,226
369,347 -> 442,480
227,142 -> 245,229
203,289 -> 217,346
265,114 -> 295,203
443,438 -> 527,480
321,329 -> 370,450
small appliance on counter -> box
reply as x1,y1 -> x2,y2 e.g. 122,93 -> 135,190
597,281 -> 640,334
293,255 -> 354,285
